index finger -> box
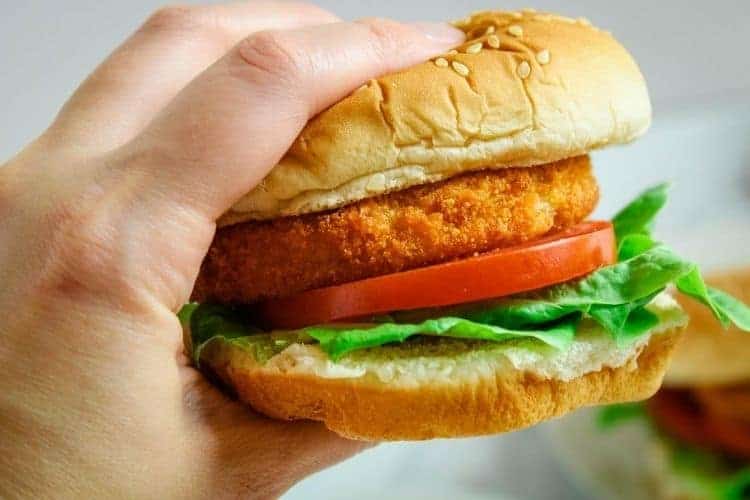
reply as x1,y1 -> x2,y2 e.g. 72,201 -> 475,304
48,2 -> 340,154
124,18 -> 465,220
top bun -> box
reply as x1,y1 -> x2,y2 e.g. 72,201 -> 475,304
664,268 -> 750,388
221,10 -> 651,225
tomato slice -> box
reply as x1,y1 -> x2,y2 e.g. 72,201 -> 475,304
649,389 -> 750,460
648,390 -> 718,451
257,221 -> 616,329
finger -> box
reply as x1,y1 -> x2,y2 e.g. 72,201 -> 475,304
182,365 -> 373,498
125,18 -> 465,220
223,420 -> 374,497
47,2 -> 340,153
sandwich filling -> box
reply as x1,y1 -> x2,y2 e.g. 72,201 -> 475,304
193,156 -> 597,304
190,292 -> 685,383
184,164 -> 750,373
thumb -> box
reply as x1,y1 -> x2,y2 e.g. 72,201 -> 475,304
124,18 -> 464,220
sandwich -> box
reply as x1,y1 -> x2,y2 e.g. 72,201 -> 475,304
180,10 -> 750,440
645,270 -> 750,499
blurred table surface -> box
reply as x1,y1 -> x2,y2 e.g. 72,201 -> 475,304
286,95 -> 750,500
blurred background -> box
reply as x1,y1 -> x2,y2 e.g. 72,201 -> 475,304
3,1 -> 748,499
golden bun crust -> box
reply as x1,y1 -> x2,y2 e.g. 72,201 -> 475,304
222,10 -> 650,225
200,329 -> 680,441
664,268 -> 750,388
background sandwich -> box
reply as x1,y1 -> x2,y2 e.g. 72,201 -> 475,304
181,10 -> 750,440
642,269 -> 750,499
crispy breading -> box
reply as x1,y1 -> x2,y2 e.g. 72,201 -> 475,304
192,156 -> 598,304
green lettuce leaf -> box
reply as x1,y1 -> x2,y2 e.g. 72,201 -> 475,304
307,315 -> 578,360
589,304 -> 660,346
610,185 -> 750,332
705,287 -> 750,331
612,183 -> 669,242
617,233 -> 658,261
674,266 -> 750,331
460,244 -> 689,344
177,302 -> 198,326
188,304 -> 262,366
667,438 -> 750,500
674,268 -> 750,331
596,402 -> 646,429
677,268 -> 731,327
723,470 -> 750,500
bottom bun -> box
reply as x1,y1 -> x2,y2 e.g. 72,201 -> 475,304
198,320 -> 684,440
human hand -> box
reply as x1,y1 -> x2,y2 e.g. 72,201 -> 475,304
0,3 -> 463,498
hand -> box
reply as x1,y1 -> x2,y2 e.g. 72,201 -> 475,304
0,3 -> 463,498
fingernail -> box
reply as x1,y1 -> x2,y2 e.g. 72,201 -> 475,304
409,22 -> 465,44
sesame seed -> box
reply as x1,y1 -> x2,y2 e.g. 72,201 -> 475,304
578,17 -> 591,26
508,25 -> 523,37
487,34 -> 500,48
522,8 -> 537,13
452,61 -> 470,77
448,49 -> 458,55
434,57 -> 449,68
465,42 -> 483,54
536,49 -> 550,65
517,60 -> 531,79
485,25 -> 496,34
511,12 -> 522,19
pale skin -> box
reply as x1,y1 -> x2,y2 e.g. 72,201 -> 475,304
0,3 -> 464,498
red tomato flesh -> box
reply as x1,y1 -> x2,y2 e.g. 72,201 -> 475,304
257,221 -> 616,329
648,389 -> 750,460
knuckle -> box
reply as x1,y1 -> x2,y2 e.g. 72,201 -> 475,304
49,204 -> 113,273
142,4 -> 205,33
37,191 -> 134,301
357,17 -> 402,63
359,17 -> 401,43
235,30 -> 307,86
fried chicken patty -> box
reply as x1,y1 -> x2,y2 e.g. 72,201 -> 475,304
192,156 -> 599,304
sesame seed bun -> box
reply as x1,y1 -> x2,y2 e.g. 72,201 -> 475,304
664,268 -> 750,388
221,10 -> 650,225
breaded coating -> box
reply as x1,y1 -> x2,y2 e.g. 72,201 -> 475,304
192,156 -> 598,304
